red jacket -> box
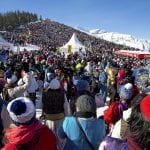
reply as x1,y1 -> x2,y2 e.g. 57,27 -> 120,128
117,69 -> 126,84
2,120 -> 56,150
104,102 -> 120,125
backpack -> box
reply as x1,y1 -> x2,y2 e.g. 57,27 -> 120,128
104,102 -> 120,125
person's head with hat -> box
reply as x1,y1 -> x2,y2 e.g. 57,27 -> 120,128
7,97 -> 36,126
6,74 -> 18,85
75,95 -> 96,118
119,83 -> 133,101
3,97 -> 57,149
118,83 -> 134,112
75,79 -> 90,96
48,78 -> 61,90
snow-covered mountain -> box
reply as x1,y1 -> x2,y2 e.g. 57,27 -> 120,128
75,27 -> 150,51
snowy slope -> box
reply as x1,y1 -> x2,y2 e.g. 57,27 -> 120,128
75,27 -> 150,51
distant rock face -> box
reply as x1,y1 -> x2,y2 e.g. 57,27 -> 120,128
75,27 -> 150,51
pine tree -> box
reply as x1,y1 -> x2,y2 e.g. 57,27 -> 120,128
0,11 -> 39,31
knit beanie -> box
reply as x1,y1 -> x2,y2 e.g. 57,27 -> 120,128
7,97 -> 35,126
120,83 -> 133,100
76,79 -> 90,92
76,95 -> 96,113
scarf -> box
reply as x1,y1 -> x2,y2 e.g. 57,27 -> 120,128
5,120 -> 44,146
74,112 -> 94,118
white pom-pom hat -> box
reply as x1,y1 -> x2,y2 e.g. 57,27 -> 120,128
7,97 -> 35,126
7,75 -> 17,84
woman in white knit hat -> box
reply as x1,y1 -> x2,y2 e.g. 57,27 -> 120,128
42,78 -> 65,150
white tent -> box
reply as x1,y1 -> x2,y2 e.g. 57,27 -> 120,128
13,44 -> 41,52
0,36 -> 13,49
60,33 -> 86,56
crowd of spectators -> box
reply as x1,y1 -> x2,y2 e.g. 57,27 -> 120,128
1,19 -> 139,53
0,19 -> 149,150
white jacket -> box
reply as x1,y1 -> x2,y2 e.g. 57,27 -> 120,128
17,73 -> 32,97
111,108 -> 131,139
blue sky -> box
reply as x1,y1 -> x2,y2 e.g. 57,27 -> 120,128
0,0 -> 150,40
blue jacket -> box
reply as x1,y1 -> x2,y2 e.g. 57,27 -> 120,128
99,71 -> 107,85
58,116 -> 106,150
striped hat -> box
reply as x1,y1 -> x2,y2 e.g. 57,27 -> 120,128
7,97 -> 35,126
